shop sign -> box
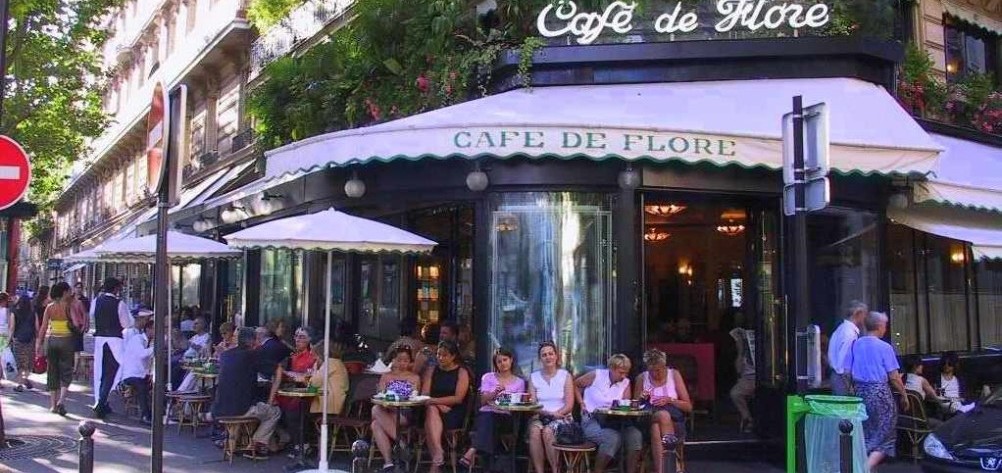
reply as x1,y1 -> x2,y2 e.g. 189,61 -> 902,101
537,0 -> 832,45
453,129 -> 738,160
46,258 -> 63,271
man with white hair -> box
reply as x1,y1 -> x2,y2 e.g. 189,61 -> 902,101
828,300 -> 867,395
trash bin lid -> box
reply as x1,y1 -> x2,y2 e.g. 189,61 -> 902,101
804,395 -> 868,420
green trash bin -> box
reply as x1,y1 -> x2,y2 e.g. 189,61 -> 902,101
787,395 -> 869,473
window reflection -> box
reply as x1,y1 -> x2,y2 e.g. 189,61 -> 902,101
259,249 -> 303,323
976,259 -> 1002,348
490,193 -> 612,374
808,208 -> 879,335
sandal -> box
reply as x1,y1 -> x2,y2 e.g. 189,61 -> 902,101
56,404 -> 68,417
459,456 -> 473,470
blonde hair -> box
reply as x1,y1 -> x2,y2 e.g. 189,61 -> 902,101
643,349 -> 667,367
607,353 -> 632,371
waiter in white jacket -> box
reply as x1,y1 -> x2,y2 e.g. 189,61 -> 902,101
91,277 -> 134,418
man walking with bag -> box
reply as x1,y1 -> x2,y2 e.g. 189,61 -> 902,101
828,300 -> 867,395
91,278 -> 134,418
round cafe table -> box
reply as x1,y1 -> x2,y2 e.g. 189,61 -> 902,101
493,402 -> 542,473
371,396 -> 428,473
279,389 -> 319,472
595,407 -> 651,473
192,371 -> 218,394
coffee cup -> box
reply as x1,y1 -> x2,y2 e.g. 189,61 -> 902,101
509,393 -> 528,404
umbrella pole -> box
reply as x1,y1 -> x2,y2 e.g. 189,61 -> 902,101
319,250 -> 333,471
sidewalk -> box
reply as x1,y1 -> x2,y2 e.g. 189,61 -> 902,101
0,373 -> 348,472
0,374 -> 924,473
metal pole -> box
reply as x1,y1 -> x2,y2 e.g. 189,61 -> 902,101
318,250 -> 333,471
78,421 -> 95,473
151,185 -> 169,472
839,420 -> 853,473
792,95 -> 810,394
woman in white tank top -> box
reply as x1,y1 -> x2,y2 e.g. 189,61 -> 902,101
634,349 -> 693,473
527,341 -> 575,473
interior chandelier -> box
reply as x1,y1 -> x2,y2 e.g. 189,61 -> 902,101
645,204 -> 686,217
716,224 -> 746,236
644,227 -> 670,242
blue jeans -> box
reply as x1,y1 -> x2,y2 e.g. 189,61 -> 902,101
582,413 -> 642,459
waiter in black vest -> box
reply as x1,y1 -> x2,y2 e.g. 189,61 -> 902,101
90,277 -> 134,418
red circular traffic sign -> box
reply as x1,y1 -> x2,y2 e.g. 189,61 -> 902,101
0,135 -> 31,211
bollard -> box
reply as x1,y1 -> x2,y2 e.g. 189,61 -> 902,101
352,439 -> 370,473
78,421 -> 96,473
839,419 -> 853,473
662,433 -> 680,473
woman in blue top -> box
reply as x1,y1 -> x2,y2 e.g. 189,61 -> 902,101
848,311 -> 909,470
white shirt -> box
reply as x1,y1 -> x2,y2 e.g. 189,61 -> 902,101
582,369 -> 630,414
120,332 -> 153,380
180,320 -> 195,332
905,374 -> 926,399
941,374 -> 960,399
531,369 -> 570,413
828,319 -> 860,375
0,307 -> 8,336
189,333 -> 211,351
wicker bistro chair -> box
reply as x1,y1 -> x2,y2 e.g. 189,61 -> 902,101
897,390 -> 933,460
321,374 -> 380,460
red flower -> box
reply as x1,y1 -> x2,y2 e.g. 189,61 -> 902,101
415,75 -> 430,93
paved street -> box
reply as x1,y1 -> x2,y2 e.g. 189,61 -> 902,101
0,374 -> 925,473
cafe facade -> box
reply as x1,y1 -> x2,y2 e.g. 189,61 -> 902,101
167,0 -> 1002,445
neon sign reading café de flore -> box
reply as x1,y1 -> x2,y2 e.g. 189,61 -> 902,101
537,0 -> 833,45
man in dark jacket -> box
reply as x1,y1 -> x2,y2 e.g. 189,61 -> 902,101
211,327 -> 283,459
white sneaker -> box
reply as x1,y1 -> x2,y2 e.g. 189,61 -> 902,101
958,403 -> 975,413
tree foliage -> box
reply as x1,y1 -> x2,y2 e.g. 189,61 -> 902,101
248,0 -> 553,148
2,0 -> 119,224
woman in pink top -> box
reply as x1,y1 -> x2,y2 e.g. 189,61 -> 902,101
459,347 -> 525,470
634,349 -> 692,473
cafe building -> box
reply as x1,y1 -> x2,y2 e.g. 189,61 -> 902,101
167,0 -> 1002,446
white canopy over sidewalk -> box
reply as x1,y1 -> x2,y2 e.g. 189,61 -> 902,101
889,205 -> 1002,260
263,77 -> 942,179
914,134 -> 1002,212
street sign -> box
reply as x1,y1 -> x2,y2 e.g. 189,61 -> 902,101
782,101 -> 831,216
784,178 -> 830,216
782,103 -> 830,185
46,258 -> 63,271
0,135 -> 31,211
146,81 -> 169,195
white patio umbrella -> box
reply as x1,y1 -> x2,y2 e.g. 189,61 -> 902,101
225,207 -> 437,473
93,231 -> 241,389
94,230 -> 241,262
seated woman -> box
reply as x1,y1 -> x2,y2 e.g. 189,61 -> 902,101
214,322 -> 237,356
938,352 -> 974,414
268,327 -> 319,456
309,339 -> 350,416
372,345 -> 423,473
460,347 -> 526,470
422,340 -> 470,473
635,349 -> 692,473
526,341 -> 574,473
575,354 -> 642,473
902,355 -> 938,401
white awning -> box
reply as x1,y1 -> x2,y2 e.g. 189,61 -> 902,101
888,205 -> 1002,260
264,78 -> 942,179
943,1 -> 1002,35
914,134 -> 1002,212
62,263 -> 86,274
95,231 -> 241,262
201,167 -> 312,211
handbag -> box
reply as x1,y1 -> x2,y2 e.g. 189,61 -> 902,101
555,420 -> 585,445
33,355 -> 48,374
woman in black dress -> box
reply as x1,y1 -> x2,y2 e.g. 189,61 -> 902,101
421,340 -> 470,473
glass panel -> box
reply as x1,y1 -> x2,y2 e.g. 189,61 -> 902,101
490,192 -> 612,374
171,265 -> 181,310
807,208 -> 879,335
415,259 -> 443,325
887,224 -> 919,354
181,263 -> 201,309
975,259 -> 1002,348
224,258 -> 244,320
925,235 -> 970,351
756,209 -> 784,387
259,249 -> 302,323
380,258 -> 401,320
358,258 -> 378,339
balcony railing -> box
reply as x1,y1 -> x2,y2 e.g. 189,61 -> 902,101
183,150 -> 221,180
249,0 -> 354,80
231,128 -> 255,152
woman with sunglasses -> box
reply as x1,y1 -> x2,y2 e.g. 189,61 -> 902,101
371,345 -> 422,473
527,341 -> 575,473
421,340 -> 470,473
459,347 -> 525,470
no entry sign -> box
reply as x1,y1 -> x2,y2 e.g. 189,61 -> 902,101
0,135 -> 31,211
